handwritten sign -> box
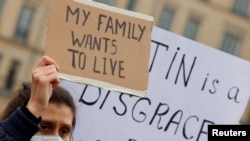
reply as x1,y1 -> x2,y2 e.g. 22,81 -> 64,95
60,26 -> 250,141
45,0 -> 153,97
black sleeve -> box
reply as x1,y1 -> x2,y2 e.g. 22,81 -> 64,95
0,106 -> 41,141
0,126 -> 15,141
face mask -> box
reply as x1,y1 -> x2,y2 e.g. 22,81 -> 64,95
30,135 -> 63,141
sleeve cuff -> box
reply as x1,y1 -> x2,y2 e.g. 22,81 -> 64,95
21,105 -> 42,124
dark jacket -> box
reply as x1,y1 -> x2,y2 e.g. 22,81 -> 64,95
0,106 -> 41,141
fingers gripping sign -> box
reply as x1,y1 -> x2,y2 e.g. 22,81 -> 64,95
27,56 -> 61,118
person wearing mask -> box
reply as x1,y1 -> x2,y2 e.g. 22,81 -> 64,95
0,56 -> 76,141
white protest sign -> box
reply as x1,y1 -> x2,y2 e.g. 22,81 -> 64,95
60,26 -> 250,141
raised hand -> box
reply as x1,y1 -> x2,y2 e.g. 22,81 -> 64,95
26,56 -> 60,118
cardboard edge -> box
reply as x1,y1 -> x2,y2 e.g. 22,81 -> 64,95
74,0 -> 154,22
59,73 -> 147,97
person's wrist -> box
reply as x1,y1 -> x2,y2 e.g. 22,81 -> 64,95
26,101 -> 46,118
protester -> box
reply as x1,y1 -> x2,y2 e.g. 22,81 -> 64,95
0,56 -> 76,141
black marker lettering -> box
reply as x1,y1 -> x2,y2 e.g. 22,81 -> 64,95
228,86 -> 240,103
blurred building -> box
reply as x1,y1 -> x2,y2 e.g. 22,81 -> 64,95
0,0 -> 249,123
0,0 -> 50,111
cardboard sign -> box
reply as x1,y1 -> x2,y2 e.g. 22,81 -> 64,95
45,0 -> 153,97
60,26 -> 250,141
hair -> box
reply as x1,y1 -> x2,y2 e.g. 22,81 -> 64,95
0,82 -> 76,128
